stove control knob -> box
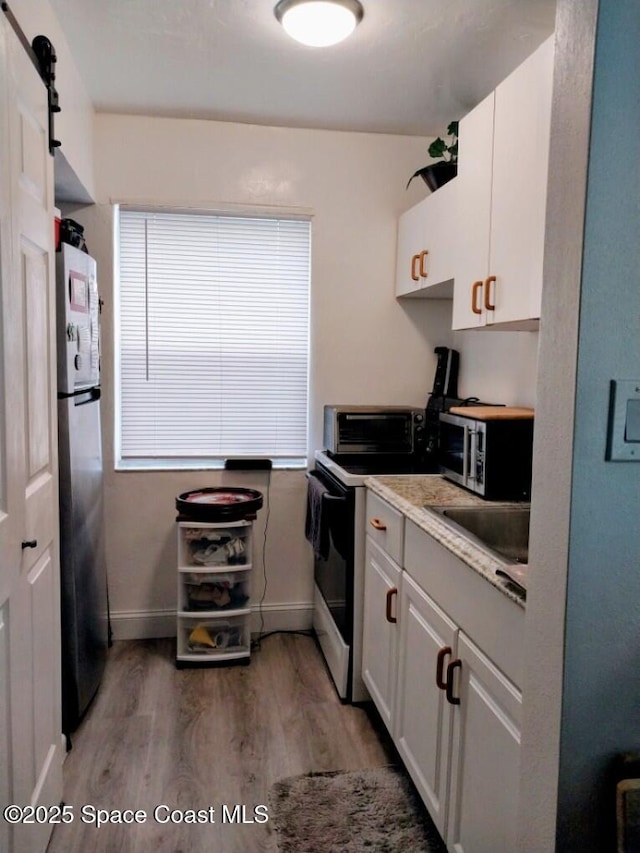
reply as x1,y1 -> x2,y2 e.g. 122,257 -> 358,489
414,413 -> 424,423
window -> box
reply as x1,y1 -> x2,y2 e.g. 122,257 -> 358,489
116,209 -> 311,468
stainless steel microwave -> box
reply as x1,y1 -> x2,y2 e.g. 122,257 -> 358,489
323,405 -> 425,455
438,409 -> 534,500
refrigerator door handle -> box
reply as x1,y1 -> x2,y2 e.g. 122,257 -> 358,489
73,387 -> 101,406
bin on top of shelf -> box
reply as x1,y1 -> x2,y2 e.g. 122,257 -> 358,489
176,487 -> 263,522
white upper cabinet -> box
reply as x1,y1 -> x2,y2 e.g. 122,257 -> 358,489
395,178 -> 457,298
452,36 -> 555,330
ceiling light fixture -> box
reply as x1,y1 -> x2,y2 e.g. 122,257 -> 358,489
274,0 -> 364,48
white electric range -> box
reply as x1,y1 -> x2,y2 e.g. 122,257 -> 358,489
310,449 -> 439,702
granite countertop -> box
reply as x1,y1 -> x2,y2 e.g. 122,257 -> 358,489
364,474 -> 526,608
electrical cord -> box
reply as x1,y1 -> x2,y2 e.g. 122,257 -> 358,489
253,630 -> 314,645
251,469 -> 271,651
248,469 -> 316,652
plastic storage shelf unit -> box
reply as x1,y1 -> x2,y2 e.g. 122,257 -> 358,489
175,487 -> 263,668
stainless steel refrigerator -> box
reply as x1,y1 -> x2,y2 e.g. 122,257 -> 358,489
56,242 -> 108,735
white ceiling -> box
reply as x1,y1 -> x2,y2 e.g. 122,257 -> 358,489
49,0 -> 556,137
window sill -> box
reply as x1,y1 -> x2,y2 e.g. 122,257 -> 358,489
115,458 -> 307,472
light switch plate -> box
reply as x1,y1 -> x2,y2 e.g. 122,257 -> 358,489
606,380 -> 640,461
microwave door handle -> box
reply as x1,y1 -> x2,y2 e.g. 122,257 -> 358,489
462,424 -> 469,483
468,428 -> 477,482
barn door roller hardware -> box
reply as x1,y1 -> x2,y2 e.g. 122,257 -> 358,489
1,3 -> 61,154
32,35 -> 62,154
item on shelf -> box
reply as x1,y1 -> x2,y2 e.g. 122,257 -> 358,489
189,533 -> 247,566
187,623 -> 242,652
176,487 -> 263,521
185,580 -> 249,612
59,218 -> 88,253
188,624 -> 217,650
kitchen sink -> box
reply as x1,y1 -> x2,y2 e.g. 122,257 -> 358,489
427,505 -> 530,566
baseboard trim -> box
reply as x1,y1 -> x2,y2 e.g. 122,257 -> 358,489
109,602 -> 314,641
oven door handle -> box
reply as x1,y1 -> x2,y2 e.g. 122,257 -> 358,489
305,471 -> 346,502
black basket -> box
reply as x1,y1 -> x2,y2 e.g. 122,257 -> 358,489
59,218 -> 88,253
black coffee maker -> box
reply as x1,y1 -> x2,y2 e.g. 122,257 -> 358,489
417,347 -> 499,470
422,347 -> 462,466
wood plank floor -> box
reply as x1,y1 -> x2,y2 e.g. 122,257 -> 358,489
47,634 -> 396,853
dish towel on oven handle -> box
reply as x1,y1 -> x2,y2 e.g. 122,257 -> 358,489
305,471 -> 330,561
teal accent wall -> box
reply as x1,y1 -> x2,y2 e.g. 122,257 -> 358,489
557,1 -> 640,849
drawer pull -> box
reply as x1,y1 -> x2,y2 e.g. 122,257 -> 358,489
445,659 -> 462,705
385,587 -> 398,624
369,517 -> 387,531
21,539 -> 38,549
436,646 -> 452,690
484,275 -> 496,311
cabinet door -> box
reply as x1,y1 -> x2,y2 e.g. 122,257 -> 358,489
489,36 -> 554,327
396,196 -> 430,296
451,92 -> 494,329
394,573 -> 457,839
396,185 -> 456,299
361,537 -> 401,731
447,633 -> 522,853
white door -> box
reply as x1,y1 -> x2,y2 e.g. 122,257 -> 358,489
394,573 -> 457,838
361,538 -> 401,731
0,23 -> 19,853
0,17 -> 63,853
447,633 -> 522,853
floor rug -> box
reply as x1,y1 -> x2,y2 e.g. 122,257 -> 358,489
269,766 -> 447,852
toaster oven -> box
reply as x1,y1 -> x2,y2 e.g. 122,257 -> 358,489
323,405 -> 425,455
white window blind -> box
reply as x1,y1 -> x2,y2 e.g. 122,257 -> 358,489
117,209 -> 310,465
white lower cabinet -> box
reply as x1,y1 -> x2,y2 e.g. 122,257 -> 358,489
446,633 -> 522,853
363,492 -> 524,853
361,537 -> 401,730
394,573 -> 457,838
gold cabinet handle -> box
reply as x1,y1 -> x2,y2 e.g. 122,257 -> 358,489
411,254 -> 420,281
385,587 -> 398,624
471,280 -> 483,315
484,275 -> 496,311
369,517 -> 387,531
419,249 -> 429,278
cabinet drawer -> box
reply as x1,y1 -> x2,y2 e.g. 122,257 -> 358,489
178,522 -> 251,569
180,569 -> 250,614
179,616 -> 250,659
366,491 -> 404,564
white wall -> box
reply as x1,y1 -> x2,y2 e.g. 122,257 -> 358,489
452,329 -> 539,407
80,113 -> 541,638
83,114 -> 455,637
518,2 -> 596,847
